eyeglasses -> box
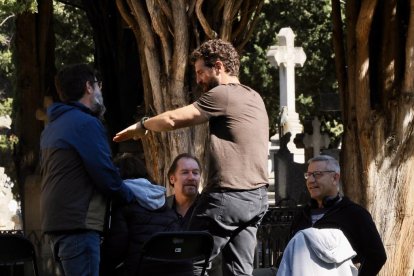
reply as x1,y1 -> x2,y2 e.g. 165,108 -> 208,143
93,80 -> 102,89
304,171 -> 335,179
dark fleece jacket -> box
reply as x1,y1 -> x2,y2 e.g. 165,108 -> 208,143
289,197 -> 386,276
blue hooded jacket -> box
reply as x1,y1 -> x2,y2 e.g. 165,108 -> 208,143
40,102 -> 133,233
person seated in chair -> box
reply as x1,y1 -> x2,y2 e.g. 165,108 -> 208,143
166,153 -> 223,276
166,153 -> 202,229
289,155 -> 386,276
101,153 -> 183,276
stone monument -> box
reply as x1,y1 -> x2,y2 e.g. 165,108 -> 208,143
267,27 -> 306,163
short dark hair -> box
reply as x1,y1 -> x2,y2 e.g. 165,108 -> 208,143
113,153 -> 153,182
190,39 -> 240,76
167,153 -> 202,186
55,63 -> 97,102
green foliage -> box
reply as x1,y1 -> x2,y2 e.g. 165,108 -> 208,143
241,0 -> 343,146
0,0 -> 37,14
0,97 -> 12,116
0,98 -> 16,177
53,1 -> 94,67
0,1 -> 17,99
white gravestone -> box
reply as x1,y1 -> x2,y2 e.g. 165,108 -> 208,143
267,27 -> 306,163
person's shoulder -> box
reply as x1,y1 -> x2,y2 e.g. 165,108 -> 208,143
339,197 -> 372,215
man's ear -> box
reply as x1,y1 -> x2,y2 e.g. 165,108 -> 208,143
215,60 -> 224,72
85,81 -> 93,94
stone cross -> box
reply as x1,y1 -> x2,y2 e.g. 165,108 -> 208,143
266,27 -> 306,120
303,117 -> 331,157
266,27 -> 306,162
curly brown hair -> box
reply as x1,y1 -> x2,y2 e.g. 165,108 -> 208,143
190,39 -> 240,76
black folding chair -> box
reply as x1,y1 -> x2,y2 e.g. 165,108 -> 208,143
139,231 -> 214,276
0,233 -> 39,276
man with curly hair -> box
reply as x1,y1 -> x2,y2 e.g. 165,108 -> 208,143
113,39 -> 269,276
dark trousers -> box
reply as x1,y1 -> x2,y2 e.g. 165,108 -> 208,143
189,186 -> 269,276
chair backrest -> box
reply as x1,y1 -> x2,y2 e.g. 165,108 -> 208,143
140,231 -> 214,276
0,234 -> 39,276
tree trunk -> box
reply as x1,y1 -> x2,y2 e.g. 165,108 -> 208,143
332,1 -> 414,275
115,0 -> 264,189
13,0 -> 55,225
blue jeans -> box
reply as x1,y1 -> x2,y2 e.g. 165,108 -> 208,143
189,186 -> 269,276
48,231 -> 100,276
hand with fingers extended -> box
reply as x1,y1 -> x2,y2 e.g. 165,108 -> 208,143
113,123 -> 147,142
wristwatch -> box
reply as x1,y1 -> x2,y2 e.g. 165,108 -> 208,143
140,116 -> 150,130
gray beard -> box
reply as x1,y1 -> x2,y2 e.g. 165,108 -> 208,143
91,93 -> 106,118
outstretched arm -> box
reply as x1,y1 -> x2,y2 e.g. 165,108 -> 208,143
113,104 -> 208,142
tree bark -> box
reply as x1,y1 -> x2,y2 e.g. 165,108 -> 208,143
336,1 -> 414,274
13,0 -> 55,221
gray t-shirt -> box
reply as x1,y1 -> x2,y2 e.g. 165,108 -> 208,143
193,83 -> 269,191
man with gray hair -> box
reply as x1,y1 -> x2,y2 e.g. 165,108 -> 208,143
289,155 -> 386,275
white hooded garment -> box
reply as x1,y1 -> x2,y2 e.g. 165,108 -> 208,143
276,228 -> 358,276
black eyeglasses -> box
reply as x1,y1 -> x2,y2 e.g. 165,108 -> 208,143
304,171 -> 335,179
92,80 -> 102,89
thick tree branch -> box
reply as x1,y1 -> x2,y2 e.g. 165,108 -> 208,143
355,0 -> 378,128
235,0 -> 264,50
232,1 -> 250,41
146,0 -> 172,75
354,0 -> 378,207
214,0 -> 226,22
170,0 -> 189,107
187,0 -> 197,17
220,1 -> 233,40
195,0 -> 217,39
155,0 -> 173,25
116,0 -> 140,37
127,0 -> 164,113
341,0 -> 363,204
231,0 -> 244,19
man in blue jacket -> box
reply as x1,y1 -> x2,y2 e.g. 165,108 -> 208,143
40,63 -> 133,276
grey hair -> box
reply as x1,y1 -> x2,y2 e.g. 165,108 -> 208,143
308,155 -> 342,193
308,155 -> 340,174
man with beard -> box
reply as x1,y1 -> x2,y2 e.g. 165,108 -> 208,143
113,39 -> 269,276
40,63 -> 133,276
166,153 -> 202,229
